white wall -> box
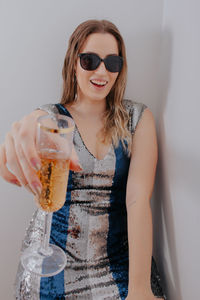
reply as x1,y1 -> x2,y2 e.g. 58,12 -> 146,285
0,1 -> 164,299
153,0 -> 200,299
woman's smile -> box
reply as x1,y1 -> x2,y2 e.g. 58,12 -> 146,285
90,78 -> 108,88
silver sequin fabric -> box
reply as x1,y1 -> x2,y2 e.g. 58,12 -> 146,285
15,99 -> 167,300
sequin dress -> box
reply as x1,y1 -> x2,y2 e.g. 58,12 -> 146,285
15,99 -> 167,300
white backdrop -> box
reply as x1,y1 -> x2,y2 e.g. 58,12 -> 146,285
153,0 -> 200,299
0,1 -> 165,299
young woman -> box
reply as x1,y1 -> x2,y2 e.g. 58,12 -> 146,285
0,20 -> 167,300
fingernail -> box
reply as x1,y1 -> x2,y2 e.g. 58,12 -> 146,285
11,180 -> 21,187
77,164 -> 83,171
31,181 -> 42,196
31,158 -> 41,171
75,160 -> 83,170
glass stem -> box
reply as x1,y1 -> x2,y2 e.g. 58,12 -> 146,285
40,211 -> 53,256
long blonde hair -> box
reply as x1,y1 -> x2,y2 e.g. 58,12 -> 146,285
60,19 -> 132,152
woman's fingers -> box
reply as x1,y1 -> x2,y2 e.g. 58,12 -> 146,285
69,145 -> 83,172
17,115 -> 80,173
11,120 -> 42,195
15,142 -> 42,196
4,129 -> 41,196
12,117 -> 41,171
0,143 -> 21,186
0,109 -> 82,197
5,132 -> 29,185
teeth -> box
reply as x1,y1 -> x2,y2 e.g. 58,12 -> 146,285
91,80 -> 107,86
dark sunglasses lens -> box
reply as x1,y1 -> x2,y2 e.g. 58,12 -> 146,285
105,56 -> 123,72
80,54 -> 99,71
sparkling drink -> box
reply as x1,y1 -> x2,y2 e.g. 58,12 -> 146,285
36,153 -> 70,212
21,114 -> 74,277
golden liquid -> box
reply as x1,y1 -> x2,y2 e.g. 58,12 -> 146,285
36,154 -> 70,212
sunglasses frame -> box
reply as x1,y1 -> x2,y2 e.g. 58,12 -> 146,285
78,53 -> 123,73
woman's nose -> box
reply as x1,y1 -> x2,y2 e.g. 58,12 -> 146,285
95,61 -> 107,74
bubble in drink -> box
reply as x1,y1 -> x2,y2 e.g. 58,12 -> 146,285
36,153 -> 70,212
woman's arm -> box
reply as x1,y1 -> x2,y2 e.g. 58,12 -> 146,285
126,108 -> 158,296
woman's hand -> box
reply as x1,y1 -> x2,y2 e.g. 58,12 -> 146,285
0,110 -> 81,196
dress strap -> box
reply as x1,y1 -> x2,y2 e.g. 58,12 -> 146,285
123,99 -> 148,134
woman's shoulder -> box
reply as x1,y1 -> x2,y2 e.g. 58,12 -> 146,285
122,99 -> 148,134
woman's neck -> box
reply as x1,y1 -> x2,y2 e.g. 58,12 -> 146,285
69,96 -> 106,118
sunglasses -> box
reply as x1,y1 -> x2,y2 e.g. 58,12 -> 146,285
78,53 -> 123,73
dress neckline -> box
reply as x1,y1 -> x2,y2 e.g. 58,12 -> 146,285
58,103 -> 113,162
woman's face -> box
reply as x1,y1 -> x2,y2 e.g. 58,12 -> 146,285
75,33 -> 119,103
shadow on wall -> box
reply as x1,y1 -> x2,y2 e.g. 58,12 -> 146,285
125,28 -> 165,113
152,28 -> 183,300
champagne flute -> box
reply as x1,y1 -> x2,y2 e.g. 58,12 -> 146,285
21,113 -> 74,277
